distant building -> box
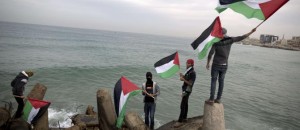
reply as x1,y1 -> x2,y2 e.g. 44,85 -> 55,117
287,36 -> 300,48
292,36 -> 300,41
260,34 -> 278,44
281,39 -> 287,45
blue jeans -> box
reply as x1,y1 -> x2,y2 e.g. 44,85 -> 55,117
144,102 -> 156,129
210,64 -> 227,100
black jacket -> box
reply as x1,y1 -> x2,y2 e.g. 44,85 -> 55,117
182,67 -> 196,93
11,71 -> 29,96
208,35 -> 247,65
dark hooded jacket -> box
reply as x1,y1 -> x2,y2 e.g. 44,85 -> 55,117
11,71 -> 29,96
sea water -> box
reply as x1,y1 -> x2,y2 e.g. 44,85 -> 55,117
0,21 -> 299,129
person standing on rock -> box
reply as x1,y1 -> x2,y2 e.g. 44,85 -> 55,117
142,72 -> 160,130
11,70 -> 34,118
174,59 -> 196,128
206,28 -> 256,104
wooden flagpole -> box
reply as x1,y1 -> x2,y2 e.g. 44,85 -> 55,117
255,20 -> 266,29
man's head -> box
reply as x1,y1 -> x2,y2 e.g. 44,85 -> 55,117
186,59 -> 194,69
146,72 -> 152,79
25,71 -> 34,77
222,28 -> 227,35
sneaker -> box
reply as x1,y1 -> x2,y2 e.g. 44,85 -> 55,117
205,99 -> 214,105
214,99 -> 221,103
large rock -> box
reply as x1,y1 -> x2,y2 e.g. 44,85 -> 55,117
202,103 -> 225,130
124,111 -> 148,130
6,118 -> 31,130
72,114 -> 97,127
0,108 -> 10,128
97,88 -> 117,130
85,105 -> 97,116
27,83 -> 48,130
156,116 -> 203,130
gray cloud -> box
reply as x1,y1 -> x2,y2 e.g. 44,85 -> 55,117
0,0 -> 299,39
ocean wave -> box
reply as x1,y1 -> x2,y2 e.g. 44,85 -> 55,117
48,107 -> 80,128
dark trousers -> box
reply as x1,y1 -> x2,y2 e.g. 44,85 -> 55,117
210,64 -> 227,100
178,93 -> 190,122
14,97 -> 24,118
144,102 -> 156,129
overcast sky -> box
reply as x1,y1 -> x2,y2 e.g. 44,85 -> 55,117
0,0 -> 299,39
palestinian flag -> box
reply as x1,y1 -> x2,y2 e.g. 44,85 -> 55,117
191,17 -> 223,60
114,76 -> 141,128
154,52 -> 180,78
215,0 -> 245,13
22,98 -> 51,124
216,0 -> 289,20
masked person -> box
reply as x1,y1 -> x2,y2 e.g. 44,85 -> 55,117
142,72 -> 160,130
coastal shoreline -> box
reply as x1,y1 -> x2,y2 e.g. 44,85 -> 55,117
239,38 -> 300,51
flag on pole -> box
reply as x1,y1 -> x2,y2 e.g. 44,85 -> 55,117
216,0 -> 289,20
22,98 -> 51,125
191,17 -> 223,60
154,52 -> 180,78
215,0 -> 245,13
114,76 -> 141,128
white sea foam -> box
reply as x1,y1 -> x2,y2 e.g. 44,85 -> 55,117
48,107 -> 79,128
141,114 -> 162,129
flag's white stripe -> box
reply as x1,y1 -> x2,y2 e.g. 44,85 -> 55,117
243,1 -> 260,9
198,35 -> 214,53
119,91 -> 129,115
247,0 -> 270,3
155,60 -> 175,74
244,0 -> 271,9
27,108 -> 40,123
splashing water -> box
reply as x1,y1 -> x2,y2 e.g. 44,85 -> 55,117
48,107 -> 80,128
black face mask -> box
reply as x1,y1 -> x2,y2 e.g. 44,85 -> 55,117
146,77 -> 153,84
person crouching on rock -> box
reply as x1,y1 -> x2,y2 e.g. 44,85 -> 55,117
11,70 -> 34,119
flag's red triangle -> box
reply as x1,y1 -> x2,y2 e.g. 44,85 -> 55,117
210,17 -> 223,39
28,98 -> 50,109
259,0 -> 289,20
173,52 -> 180,66
121,76 -> 140,95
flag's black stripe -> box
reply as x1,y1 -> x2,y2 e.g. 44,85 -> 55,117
219,0 -> 245,5
114,78 -> 122,116
190,18 -> 216,50
31,102 -> 51,125
154,52 -> 177,67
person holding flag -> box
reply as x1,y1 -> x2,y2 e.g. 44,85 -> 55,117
205,28 -> 256,104
10,70 -> 34,119
141,72 -> 160,130
174,59 -> 196,128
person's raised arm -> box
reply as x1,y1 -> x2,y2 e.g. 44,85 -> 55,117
243,28 -> 256,38
232,28 -> 257,42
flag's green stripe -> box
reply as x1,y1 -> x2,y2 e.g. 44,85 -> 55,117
229,2 -> 265,20
198,38 -> 220,60
22,101 -> 33,121
116,90 -> 142,128
155,60 -> 175,74
215,6 -> 228,13
158,65 -> 179,78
